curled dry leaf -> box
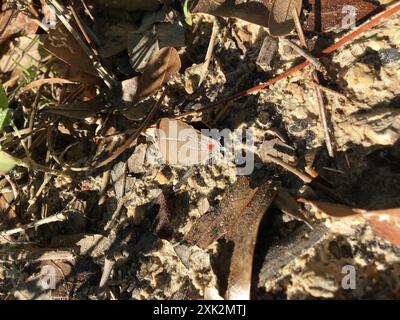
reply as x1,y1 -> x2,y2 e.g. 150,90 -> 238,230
299,199 -> 400,247
190,0 -> 271,28
226,179 -> 278,300
269,0 -> 302,36
185,176 -> 257,248
185,176 -> 279,299
137,47 -> 181,98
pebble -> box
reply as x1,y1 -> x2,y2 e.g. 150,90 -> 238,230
345,63 -> 375,88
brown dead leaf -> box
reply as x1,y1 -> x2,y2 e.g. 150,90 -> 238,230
137,47 -> 181,98
153,190 -> 174,239
269,0 -> 302,37
304,0 -> 379,33
0,194 -> 18,229
368,216 -> 400,247
226,179 -> 278,300
185,177 -> 278,299
185,176 -> 262,248
190,0 -> 271,28
44,22 -> 100,81
0,10 -> 39,46
299,199 -> 400,246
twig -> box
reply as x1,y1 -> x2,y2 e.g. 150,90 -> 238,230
0,211 -> 69,237
292,8 -> 336,158
177,3 -> 400,118
79,0 -> 95,21
262,154 -> 313,184
313,83 -> 349,101
312,73 -> 336,158
281,38 -> 322,70
98,169 -> 111,206
0,248 -> 76,263
199,18 -> 219,86
69,5 -> 100,56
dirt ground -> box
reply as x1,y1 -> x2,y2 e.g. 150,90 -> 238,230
0,0 -> 399,300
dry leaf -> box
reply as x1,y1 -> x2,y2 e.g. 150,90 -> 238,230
368,216 -> 400,247
269,0 -> 302,37
190,0 -> 271,28
258,222 -> 328,284
185,176 -> 257,248
127,9 -> 185,71
226,179 -> 278,300
0,35 -> 42,75
299,199 -> 400,247
44,23 -> 100,81
137,47 -> 181,98
0,10 -> 39,46
153,190 -> 174,239
305,0 -> 379,33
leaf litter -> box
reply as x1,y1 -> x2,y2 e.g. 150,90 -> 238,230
0,0 -> 399,300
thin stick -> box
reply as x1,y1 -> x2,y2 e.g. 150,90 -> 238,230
0,211 -> 69,237
79,0 -> 95,21
292,7 -> 336,158
262,154 -> 313,184
312,73 -> 336,158
69,5 -> 100,56
281,38 -> 322,70
46,0 -> 116,89
0,248 -> 76,263
177,3 -> 400,118
314,84 -> 349,101
199,18 -> 219,86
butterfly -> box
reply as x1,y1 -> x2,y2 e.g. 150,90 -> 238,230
154,118 -> 223,167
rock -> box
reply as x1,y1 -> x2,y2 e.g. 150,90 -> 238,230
128,144 -> 148,174
345,63 -> 375,88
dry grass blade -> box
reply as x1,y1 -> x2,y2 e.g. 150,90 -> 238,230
269,0 -> 302,36
19,78 -> 77,95
137,47 -> 181,98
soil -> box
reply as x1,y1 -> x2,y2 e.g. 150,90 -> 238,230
0,0 -> 399,300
